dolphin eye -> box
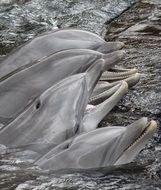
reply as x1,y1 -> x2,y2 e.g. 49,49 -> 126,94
35,100 -> 41,109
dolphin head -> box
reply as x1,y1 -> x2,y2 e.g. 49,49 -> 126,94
0,28 -> 124,79
0,60 -> 104,152
36,118 -> 156,171
0,49 -> 124,122
114,118 -> 157,165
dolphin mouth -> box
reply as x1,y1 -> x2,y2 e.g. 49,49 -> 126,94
125,120 -> 156,152
114,120 -> 157,166
100,67 -> 138,81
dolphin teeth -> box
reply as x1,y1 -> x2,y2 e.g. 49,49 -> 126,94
89,83 -> 121,104
124,120 -> 157,151
109,67 -> 138,73
100,68 -> 138,81
82,81 -> 128,133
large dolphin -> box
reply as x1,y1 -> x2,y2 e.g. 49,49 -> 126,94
0,28 -> 124,78
0,50 -> 125,124
0,61 -> 104,152
0,61 -> 128,157
0,49 -> 125,82
36,118 -> 157,171
0,58 -> 156,171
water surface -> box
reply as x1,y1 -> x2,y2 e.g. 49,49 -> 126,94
0,0 -> 161,189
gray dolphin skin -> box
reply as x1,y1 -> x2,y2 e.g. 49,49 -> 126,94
0,50 -> 124,123
0,61 -> 156,171
0,61 -> 104,154
0,61 -> 129,157
82,81 -> 128,132
0,28 -> 157,172
90,73 -> 140,104
36,118 -> 156,171
0,28 -> 124,78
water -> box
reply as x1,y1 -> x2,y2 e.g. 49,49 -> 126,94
0,0 -> 161,189
0,0 -> 136,55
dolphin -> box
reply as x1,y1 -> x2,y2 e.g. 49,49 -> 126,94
0,49 -> 125,82
100,67 -> 138,81
0,28 -> 124,78
82,81 -> 128,133
0,61 -> 128,158
0,57 -> 156,171
0,61 -> 104,153
0,50 -> 125,124
36,118 -> 157,171
90,73 -> 140,104
90,67 -> 140,104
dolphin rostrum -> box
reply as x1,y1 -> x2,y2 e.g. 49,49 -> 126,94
0,29 -> 124,78
0,61 -> 104,154
0,60 -> 128,159
0,50 -> 125,123
90,73 -> 140,104
36,118 -> 156,171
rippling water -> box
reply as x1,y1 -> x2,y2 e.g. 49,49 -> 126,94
0,0 -> 161,189
0,0 -> 136,54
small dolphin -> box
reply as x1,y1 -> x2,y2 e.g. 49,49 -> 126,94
0,28 -> 124,78
0,50 -> 124,123
36,118 -> 157,171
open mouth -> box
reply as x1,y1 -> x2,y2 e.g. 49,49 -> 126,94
114,120 -> 157,165
100,68 -> 138,81
125,120 -> 157,151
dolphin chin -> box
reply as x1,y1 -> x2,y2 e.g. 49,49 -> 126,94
115,119 -> 157,165
35,118 -> 156,171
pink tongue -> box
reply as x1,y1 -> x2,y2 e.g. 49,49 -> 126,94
85,104 -> 95,112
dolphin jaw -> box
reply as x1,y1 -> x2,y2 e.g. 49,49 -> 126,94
124,121 -> 156,151
115,120 -> 157,165
100,67 -> 138,81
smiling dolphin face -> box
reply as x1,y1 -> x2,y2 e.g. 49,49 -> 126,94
0,28 -> 124,78
0,49 -> 124,123
36,118 -> 157,171
0,60 -> 103,154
